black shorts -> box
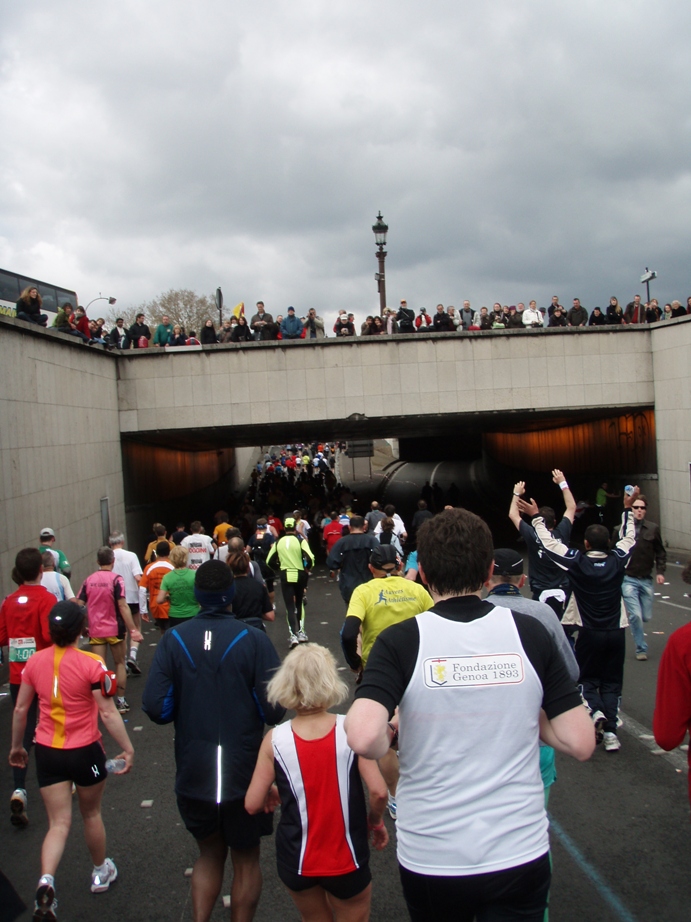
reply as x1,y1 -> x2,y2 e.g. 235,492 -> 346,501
399,852 -> 551,922
35,741 -> 107,788
278,864 -> 371,900
177,796 -> 273,850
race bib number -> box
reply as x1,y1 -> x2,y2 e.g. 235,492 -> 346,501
9,637 -> 37,663
424,653 -> 524,688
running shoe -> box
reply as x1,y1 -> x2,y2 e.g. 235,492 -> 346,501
33,876 -> 57,920
387,795 -> 397,821
591,710 -> 606,744
10,788 -> 28,827
126,657 -> 141,675
91,857 -> 118,893
296,630 -> 309,643
635,652 -> 648,661
603,732 -> 621,753
116,698 -> 130,714
288,633 -> 299,649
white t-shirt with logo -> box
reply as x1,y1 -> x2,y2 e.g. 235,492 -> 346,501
181,534 -> 215,570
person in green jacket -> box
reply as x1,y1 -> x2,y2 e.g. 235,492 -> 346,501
266,516 -> 314,647
153,315 -> 174,347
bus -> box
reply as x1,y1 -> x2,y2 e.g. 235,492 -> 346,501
0,268 -> 78,319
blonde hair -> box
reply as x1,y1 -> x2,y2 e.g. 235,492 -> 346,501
169,545 -> 189,568
267,644 -> 348,711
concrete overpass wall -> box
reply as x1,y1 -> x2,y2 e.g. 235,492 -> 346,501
651,319 -> 691,551
0,320 -> 124,599
116,327 -> 655,440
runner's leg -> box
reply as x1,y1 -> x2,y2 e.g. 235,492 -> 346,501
39,782 -> 74,876
229,845 -> 262,922
76,780 -> 107,867
191,830 -> 227,922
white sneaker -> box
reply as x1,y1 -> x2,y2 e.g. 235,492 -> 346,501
296,630 -> 308,643
603,732 -> 621,752
34,875 -> 57,920
387,795 -> 397,821
91,857 -> 118,893
288,633 -> 299,649
591,710 -> 606,744
10,788 -> 28,827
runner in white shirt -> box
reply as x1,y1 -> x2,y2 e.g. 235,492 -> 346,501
109,532 -> 144,675
373,505 -> 407,542
40,552 -> 75,601
181,521 -> 216,570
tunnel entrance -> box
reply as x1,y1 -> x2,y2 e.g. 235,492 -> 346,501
121,407 -> 657,553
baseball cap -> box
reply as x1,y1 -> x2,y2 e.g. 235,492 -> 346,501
40,527 -> 55,539
369,544 -> 399,573
284,516 -> 296,529
493,549 -> 523,577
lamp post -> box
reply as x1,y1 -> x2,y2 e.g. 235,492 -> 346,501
85,294 -> 117,311
215,287 -> 223,328
640,268 -> 657,322
372,211 -> 388,316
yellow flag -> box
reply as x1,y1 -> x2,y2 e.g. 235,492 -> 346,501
232,302 -> 244,318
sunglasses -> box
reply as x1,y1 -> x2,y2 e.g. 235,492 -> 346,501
631,505 -> 647,510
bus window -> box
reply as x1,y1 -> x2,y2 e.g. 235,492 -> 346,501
0,270 -> 20,315
56,289 -> 77,311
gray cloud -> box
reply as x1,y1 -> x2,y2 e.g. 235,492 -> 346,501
1,0 -> 690,327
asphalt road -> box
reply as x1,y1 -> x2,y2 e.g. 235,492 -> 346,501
1,559 -> 691,922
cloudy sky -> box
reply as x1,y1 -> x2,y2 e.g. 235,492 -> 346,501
1,0 -> 690,327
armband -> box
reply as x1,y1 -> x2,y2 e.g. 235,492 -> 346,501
101,670 -> 118,697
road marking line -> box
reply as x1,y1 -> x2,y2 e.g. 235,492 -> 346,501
659,600 -> 691,612
549,815 -> 638,922
619,710 -> 687,771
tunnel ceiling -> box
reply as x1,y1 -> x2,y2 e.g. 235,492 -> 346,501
120,404 -> 653,451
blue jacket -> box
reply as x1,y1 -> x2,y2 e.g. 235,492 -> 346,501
142,608 -> 285,802
280,314 -> 303,339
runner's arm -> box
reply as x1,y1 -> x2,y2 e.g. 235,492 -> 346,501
345,698 -> 394,760
95,692 -> 135,773
539,705 -> 595,761
553,469 -> 577,523
509,481 -> 526,530
340,616 -> 363,671
245,732 -> 278,814
358,756 -> 389,850
9,681 -> 35,766
118,598 -> 143,641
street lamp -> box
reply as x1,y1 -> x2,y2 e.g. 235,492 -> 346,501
372,211 -> 388,316
85,294 -> 117,311
215,287 -> 223,328
640,268 -> 657,320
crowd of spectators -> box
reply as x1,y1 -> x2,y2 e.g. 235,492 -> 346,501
14,288 -> 691,349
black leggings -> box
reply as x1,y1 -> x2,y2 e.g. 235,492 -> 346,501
399,853 -> 551,922
279,571 -> 309,634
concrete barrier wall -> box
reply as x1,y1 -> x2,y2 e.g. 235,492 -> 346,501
651,319 -> 691,552
116,326 -> 655,435
0,321 -> 125,599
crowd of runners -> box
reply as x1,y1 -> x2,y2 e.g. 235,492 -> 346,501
2,460 -> 691,922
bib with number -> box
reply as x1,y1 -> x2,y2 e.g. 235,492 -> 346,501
9,637 -> 37,663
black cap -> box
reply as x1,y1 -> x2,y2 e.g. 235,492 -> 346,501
493,549 -> 523,577
369,544 -> 399,572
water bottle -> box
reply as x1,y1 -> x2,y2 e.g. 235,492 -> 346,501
105,758 -> 126,774
624,485 -> 634,496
